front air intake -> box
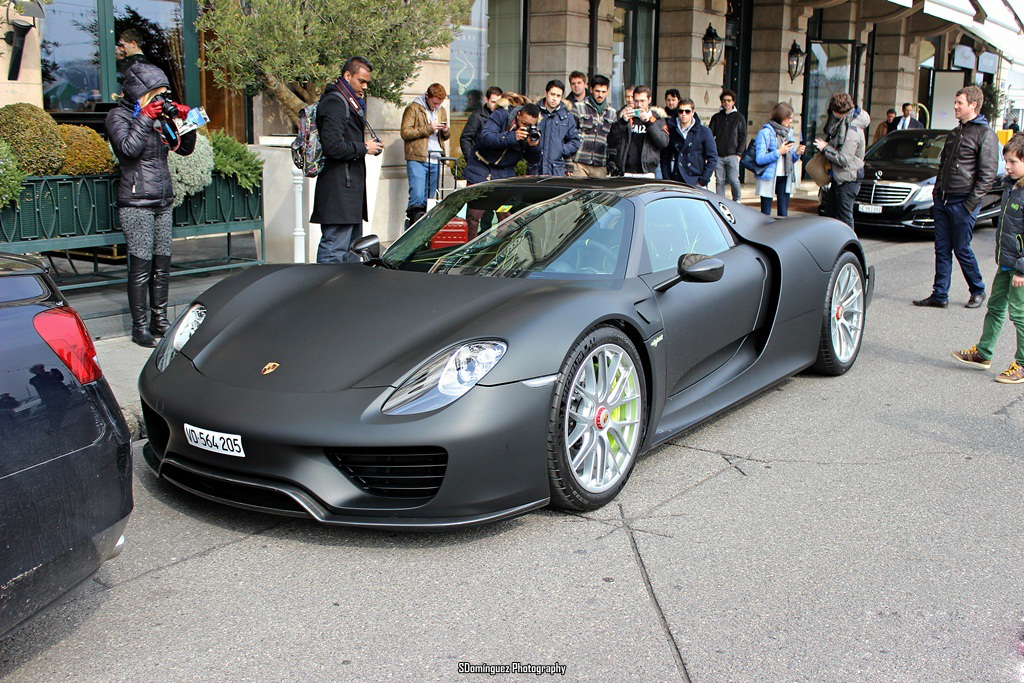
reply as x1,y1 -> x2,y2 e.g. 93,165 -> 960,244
325,446 -> 448,499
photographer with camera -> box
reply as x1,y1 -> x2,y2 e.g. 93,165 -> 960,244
310,57 -> 384,264
463,102 -> 542,238
463,102 -> 542,185
529,80 -> 579,176
105,62 -> 196,348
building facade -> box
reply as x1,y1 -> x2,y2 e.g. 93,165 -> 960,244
2,0 -> 1022,244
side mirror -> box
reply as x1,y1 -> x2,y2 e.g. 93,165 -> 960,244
652,255 -> 724,291
352,235 -> 381,262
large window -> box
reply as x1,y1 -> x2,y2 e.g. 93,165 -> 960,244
40,0 -> 197,112
41,0 -> 101,111
449,0 -> 524,116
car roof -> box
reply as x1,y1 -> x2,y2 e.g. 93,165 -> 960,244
481,175 -> 707,197
0,253 -> 46,277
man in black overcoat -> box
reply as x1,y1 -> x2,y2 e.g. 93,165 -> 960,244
310,56 -> 385,263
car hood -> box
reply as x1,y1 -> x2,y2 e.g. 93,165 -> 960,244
862,160 -> 935,184
185,265 -> 608,392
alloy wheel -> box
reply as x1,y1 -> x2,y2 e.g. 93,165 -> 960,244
563,343 -> 643,493
829,262 -> 865,364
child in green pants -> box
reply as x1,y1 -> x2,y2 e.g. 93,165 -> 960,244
951,133 -> 1024,384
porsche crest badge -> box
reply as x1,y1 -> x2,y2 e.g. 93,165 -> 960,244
261,362 -> 280,375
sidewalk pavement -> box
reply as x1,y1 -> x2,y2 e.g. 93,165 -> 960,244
95,336 -> 153,439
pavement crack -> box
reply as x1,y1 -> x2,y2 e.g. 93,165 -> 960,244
634,464 -> 738,519
995,392 -> 1024,417
620,504 -> 692,683
109,521 -> 287,590
722,454 -> 747,476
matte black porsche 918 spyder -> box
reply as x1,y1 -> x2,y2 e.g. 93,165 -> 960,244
140,177 -> 873,530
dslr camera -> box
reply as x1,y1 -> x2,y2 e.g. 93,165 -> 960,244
526,124 -> 541,143
152,94 -> 181,121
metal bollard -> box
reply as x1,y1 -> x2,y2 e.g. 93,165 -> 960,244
291,165 -> 305,263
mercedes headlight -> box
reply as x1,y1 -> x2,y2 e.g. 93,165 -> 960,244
913,185 -> 935,202
155,304 -> 207,372
382,340 -> 507,415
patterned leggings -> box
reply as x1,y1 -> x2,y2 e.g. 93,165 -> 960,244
120,206 -> 173,258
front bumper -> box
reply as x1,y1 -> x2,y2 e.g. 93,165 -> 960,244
139,357 -> 555,530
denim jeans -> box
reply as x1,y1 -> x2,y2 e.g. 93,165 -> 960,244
931,195 -> 984,301
316,223 -> 363,264
760,176 -> 791,217
407,159 -> 439,210
715,155 -> 741,200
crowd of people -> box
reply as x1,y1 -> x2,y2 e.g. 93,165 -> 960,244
308,59 -> 1024,385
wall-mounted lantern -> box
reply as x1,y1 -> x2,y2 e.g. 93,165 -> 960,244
787,40 -> 805,82
3,0 -> 46,81
702,24 -> 723,73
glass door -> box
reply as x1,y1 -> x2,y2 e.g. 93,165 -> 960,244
801,40 -> 854,161
611,0 -> 656,108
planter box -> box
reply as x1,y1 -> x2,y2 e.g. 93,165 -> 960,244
0,173 -> 263,253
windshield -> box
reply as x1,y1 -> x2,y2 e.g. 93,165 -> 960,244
866,131 -> 947,165
381,185 -> 634,279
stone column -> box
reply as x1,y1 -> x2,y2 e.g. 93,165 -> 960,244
657,0 -> 728,119
528,0 -> 592,97
868,18 -> 921,124
748,0 -> 808,137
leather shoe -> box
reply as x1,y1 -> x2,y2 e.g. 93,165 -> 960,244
912,296 -> 948,308
965,292 -> 986,308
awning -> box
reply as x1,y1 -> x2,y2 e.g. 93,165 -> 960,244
923,0 -> 1024,61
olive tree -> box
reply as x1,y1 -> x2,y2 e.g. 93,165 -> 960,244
197,0 -> 472,123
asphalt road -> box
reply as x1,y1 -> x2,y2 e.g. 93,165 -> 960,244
3,223 -> 1023,682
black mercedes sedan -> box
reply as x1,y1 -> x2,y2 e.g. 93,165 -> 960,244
823,129 -> 1003,231
0,254 -> 133,640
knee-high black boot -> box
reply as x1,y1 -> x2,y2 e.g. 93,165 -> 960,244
149,254 -> 171,336
128,255 -> 157,348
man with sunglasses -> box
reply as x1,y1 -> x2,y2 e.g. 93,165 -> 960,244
662,98 -> 718,188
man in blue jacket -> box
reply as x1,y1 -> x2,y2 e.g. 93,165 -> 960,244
463,102 -> 542,237
463,103 -> 542,185
529,80 -> 580,176
662,98 -> 718,187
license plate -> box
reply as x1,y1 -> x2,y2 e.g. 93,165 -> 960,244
858,204 -> 883,214
184,423 -> 245,458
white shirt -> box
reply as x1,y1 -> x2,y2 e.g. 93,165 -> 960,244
897,116 -> 912,130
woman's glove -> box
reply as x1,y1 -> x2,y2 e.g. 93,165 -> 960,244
173,103 -> 191,119
139,100 -> 163,119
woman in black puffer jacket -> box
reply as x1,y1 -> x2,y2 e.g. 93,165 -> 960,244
105,62 -> 196,347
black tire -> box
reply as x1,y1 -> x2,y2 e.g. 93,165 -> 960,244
547,325 -> 648,511
811,251 -> 865,375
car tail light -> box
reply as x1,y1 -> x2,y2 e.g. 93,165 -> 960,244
32,306 -> 103,384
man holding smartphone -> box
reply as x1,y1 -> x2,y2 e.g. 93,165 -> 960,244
606,85 -> 669,177
401,83 -> 450,227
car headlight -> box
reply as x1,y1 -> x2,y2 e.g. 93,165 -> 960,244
913,186 -> 934,202
155,304 -> 207,372
382,340 -> 507,415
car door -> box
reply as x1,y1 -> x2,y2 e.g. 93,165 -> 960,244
638,197 -> 768,396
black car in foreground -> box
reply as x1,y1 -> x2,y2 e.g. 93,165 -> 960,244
0,254 -> 132,640
822,129 -> 1003,231
140,178 -> 873,530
